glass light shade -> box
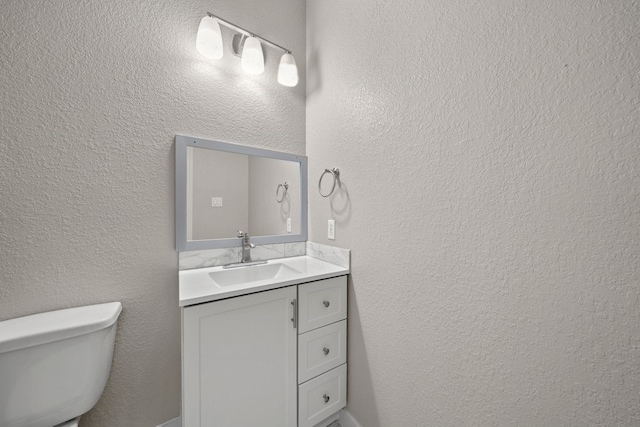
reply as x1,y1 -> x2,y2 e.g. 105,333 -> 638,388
196,16 -> 223,59
277,53 -> 299,87
241,37 -> 265,74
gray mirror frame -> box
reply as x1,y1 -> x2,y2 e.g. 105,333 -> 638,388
175,135 -> 308,251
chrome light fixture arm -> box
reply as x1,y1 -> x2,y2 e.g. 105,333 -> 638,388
206,12 -> 291,55
200,12 -> 299,86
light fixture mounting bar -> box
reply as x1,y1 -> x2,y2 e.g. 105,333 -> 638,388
206,12 -> 292,54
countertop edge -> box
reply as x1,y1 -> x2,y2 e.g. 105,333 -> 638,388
179,260 -> 349,307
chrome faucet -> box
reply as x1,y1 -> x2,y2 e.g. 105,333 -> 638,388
237,230 -> 255,263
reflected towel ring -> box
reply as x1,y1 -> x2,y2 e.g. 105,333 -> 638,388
276,182 -> 288,203
318,168 -> 340,197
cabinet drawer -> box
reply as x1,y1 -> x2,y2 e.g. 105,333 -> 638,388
298,320 -> 347,383
298,364 -> 347,427
298,276 -> 347,333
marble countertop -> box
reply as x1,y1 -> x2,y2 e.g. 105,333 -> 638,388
179,255 -> 349,307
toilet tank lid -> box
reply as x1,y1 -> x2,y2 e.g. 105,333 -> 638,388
0,302 -> 122,354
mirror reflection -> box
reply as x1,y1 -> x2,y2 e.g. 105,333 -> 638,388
188,147 -> 301,240
175,135 -> 308,251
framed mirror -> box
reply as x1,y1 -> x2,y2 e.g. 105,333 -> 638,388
175,135 -> 308,251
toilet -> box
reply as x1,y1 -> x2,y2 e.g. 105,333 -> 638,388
0,302 -> 122,427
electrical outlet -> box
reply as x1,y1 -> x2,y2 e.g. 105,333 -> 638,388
287,218 -> 292,233
211,197 -> 223,207
328,219 -> 335,240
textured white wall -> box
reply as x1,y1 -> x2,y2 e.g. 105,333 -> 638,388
0,1 -> 305,426
307,1 -> 640,426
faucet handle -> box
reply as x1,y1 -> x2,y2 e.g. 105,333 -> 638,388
237,230 -> 245,238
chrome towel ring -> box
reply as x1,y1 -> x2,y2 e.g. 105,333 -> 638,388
318,168 -> 340,197
276,182 -> 288,203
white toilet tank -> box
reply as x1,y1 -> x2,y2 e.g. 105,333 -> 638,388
0,302 -> 122,427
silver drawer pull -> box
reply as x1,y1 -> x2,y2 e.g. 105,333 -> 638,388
323,300 -> 330,308
323,394 -> 330,403
323,347 -> 330,356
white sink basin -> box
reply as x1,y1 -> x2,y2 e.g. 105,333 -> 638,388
209,262 -> 301,287
180,255 -> 350,306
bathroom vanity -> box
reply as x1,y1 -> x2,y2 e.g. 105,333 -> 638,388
180,256 -> 349,427
175,135 -> 348,426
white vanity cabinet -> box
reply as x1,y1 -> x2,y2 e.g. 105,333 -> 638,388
297,276 -> 348,427
182,286 -> 298,427
182,275 -> 348,427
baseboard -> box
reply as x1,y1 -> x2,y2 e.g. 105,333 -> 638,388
315,412 -> 340,426
157,416 -> 181,427
338,409 -> 363,427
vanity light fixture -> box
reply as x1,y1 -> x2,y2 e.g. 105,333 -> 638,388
195,16 -> 223,59
240,36 -> 265,75
196,13 -> 298,87
277,53 -> 299,87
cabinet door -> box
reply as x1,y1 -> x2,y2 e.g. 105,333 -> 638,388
183,286 -> 297,427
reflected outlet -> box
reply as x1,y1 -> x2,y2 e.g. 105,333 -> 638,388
328,219 -> 335,240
